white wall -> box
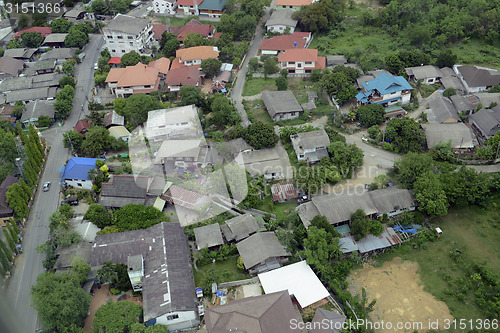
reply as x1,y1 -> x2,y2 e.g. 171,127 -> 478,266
152,0 -> 176,14
273,111 -> 300,121
103,24 -> 154,57
64,179 -> 93,190
267,24 -> 295,34
155,310 -> 199,331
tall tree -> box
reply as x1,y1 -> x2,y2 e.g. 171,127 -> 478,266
51,17 -> 73,33
93,301 -> 142,333
356,104 -> 386,127
201,58 -> 222,78
32,272 -> 91,332
242,121 -> 279,149
301,226 -> 342,279
20,32 -> 44,48
414,171 -> 448,217
120,51 -> 141,68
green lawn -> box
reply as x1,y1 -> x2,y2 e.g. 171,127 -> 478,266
167,16 -> 215,27
287,78 -> 315,103
257,196 -> 298,221
371,196 -> 500,322
193,256 -> 250,288
242,99 -> 274,125
242,77 -> 277,96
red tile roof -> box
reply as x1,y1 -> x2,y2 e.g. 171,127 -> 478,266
74,119 -> 90,134
162,185 -> 209,209
171,24 -> 215,41
13,27 -> 52,39
276,0 -> 313,6
176,45 -> 219,62
152,24 -> 169,40
148,57 -> 171,75
259,33 -> 307,52
165,66 -> 202,89
278,48 -> 319,62
108,57 -> 121,64
105,63 -> 160,88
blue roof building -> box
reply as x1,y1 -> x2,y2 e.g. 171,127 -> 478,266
356,72 -> 413,106
61,157 -> 103,190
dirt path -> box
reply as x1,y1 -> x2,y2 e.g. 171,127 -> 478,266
347,257 -> 453,333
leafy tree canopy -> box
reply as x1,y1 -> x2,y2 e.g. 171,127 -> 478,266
385,117 -> 425,153
21,32 -> 44,48
51,17 -> 73,33
120,51 -> 141,68
201,58 -> 223,78
93,301 -> 142,333
114,204 -> 167,231
356,104 -> 385,127
243,121 -> 279,149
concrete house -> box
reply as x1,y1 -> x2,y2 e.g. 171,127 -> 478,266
454,65 -> 500,94
235,145 -> 293,180
236,231 -> 290,274
405,65 -> 443,85
176,46 -> 219,67
164,66 -> 203,94
278,48 -> 326,74
146,105 -> 202,141
103,14 -> 154,57
262,90 -> 303,121
91,222 -> 199,331
421,123 -> 475,152
290,129 -> 330,163
170,19 -> 215,42
153,139 -> 216,169
356,72 -> 413,106
21,100 -> 55,126
105,63 -> 160,98
470,107 -> 500,140
259,32 -> 311,55
275,0 -> 315,10
265,9 -> 297,34
60,157 -> 102,189
152,0 -> 177,14
176,0 -> 204,15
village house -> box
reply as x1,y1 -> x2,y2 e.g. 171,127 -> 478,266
176,45 -> 219,67
198,0 -> 227,17
63,4 -> 86,21
39,48 -> 77,64
170,19 -> 215,42
100,175 -> 152,208
454,65 -> 500,94
91,222 -> 199,331
0,56 -> 24,82
405,65 -> 443,84
73,119 -> 90,135
424,95 -> 460,124
193,223 -> 224,250
147,57 -> 171,78
60,157 -> 102,190
271,182 -> 298,203
259,32 -> 311,55
235,145 -> 293,180
236,231 -> 291,274
421,123 -> 475,152
108,126 -> 131,142
4,48 -> 37,62
262,90 -> 303,121
146,105 -> 202,141
21,100 -> 55,126
258,261 -> 331,309
176,0 -> 204,15
278,48 -> 326,74
339,227 -> 402,255
205,291 -> 302,332
30,59 -> 57,75
105,63 -> 160,98
469,107 -> 500,140
220,213 -> 262,242
164,66 -> 203,94
153,139 -> 217,169
13,26 -> 52,39
355,72 -> 413,106
41,33 -> 67,48
275,0 -> 316,10
290,129 -> 330,163
104,110 -> 125,128
265,9 -> 297,34
103,14 -> 154,57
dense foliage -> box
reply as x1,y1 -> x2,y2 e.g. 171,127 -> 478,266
242,121 -> 279,149
114,94 -> 164,130
314,66 -> 360,104
292,0 -> 346,33
384,117 -> 425,153
93,301 -> 142,333
356,104 -> 385,127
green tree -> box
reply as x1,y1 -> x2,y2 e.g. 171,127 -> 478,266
63,59 -> 77,76
130,323 -> 169,333
63,130 -> 84,155
301,226 -> 342,278
293,0 -> 345,33
20,32 -> 44,48
201,58 -> 222,78
55,98 -> 73,119
0,47 -> 4,57
88,109 -> 105,127
276,76 -> 288,90
3,228 -> 16,253
209,94 -> 240,127
385,117 -> 425,153
31,272 -> 91,332
356,104 -> 385,127
18,15 -> 29,29
242,121 -> 279,149
160,32 -> 180,58
81,126 -> 112,157
72,257 -> 91,284
394,152 -> 434,188
114,204 -> 167,231
120,51 -> 141,68
94,74 -> 107,88
65,29 -> 89,48
436,49 -> 457,68
178,86 -> 204,107
84,203 -> 113,229
367,125 -> 380,139
113,263 -> 133,291
93,300 -> 142,333
118,94 -> 163,130
414,171 -> 448,216
263,56 -> 278,76
350,209 -> 370,240
59,76 -> 76,88
327,141 -> 364,178
317,66 -> 360,104
96,260 -> 117,284
183,32 -> 207,48
443,88 -> 456,98
51,17 -> 73,33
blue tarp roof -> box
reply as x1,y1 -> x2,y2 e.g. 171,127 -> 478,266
60,157 -> 101,181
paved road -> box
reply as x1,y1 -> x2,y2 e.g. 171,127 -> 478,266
4,34 -> 103,333
231,1 -> 276,127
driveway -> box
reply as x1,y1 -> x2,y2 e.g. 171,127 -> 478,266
231,0 -> 277,127
5,34 -> 104,333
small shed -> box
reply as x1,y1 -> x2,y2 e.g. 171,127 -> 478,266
271,182 -> 298,202
193,223 -> 224,250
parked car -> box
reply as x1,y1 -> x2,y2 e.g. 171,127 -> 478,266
94,62 -> 98,70
42,182 -> 50,192
362,137 -> 369,142
386,179 -> 394,187
297,193 -> 311,204
61,196 -> 79,206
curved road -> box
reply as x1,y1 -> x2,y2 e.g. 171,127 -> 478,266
4,34 -> 104,333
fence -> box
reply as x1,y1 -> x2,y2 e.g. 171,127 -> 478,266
218,277 -> 259,288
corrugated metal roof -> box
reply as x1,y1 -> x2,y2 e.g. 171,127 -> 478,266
271,182 -> 298,202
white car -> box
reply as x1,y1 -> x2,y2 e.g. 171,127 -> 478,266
42,182 -> 51,192
94,63 -> 98,70
362,137 -> 369,142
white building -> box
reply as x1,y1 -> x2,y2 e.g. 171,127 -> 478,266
291,129 -> 330,163
152,0 -> 177,14
103,14 -> 154,57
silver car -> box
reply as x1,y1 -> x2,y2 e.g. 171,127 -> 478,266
42,182 -> 51,192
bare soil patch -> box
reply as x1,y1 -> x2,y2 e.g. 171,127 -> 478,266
347,257 -> 453,333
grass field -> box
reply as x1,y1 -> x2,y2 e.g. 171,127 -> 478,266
193,256 -> 250,288
370,196 -> 500,321
243,99 -> 274,125
257,196 -> 298,221
242,77 -> 277,96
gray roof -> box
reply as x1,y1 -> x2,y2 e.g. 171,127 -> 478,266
4,48 -> 37,59
262,91 -> 303,118
100,175 -> 149,208
266,9 -> 297,28
64,5 -> 86,18
193,223 -> 224,250
457,65 -> 500,88
326,55 -> 347,67
54,242 -> 92,272
0,76 -> 32,91
6,87 -> 56,103
450,94 -> 477,112
426,95 -> 460,123
21,99 -> 55,122
339,227 -> 401,254
220,213 -> 261,242
32,59 -> 56,71
474,92 -> 500,107
405,65 -> 442,81
236,145 -> 292,178
440,76 -> 466,93
310,308 -> 346,333
104,14 -> 150,35
236,232 -> 290,270
0,56 -> 24,76
368,187 -> 415,215
42,33 -> 67,44
91,222 -> 197,321
291,129 -> 330,152
39,48 -> 77,61
205,290 -> 300,333
421,123 -> 475,149
104,110 -> 125,127
470,108 -> 500,138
